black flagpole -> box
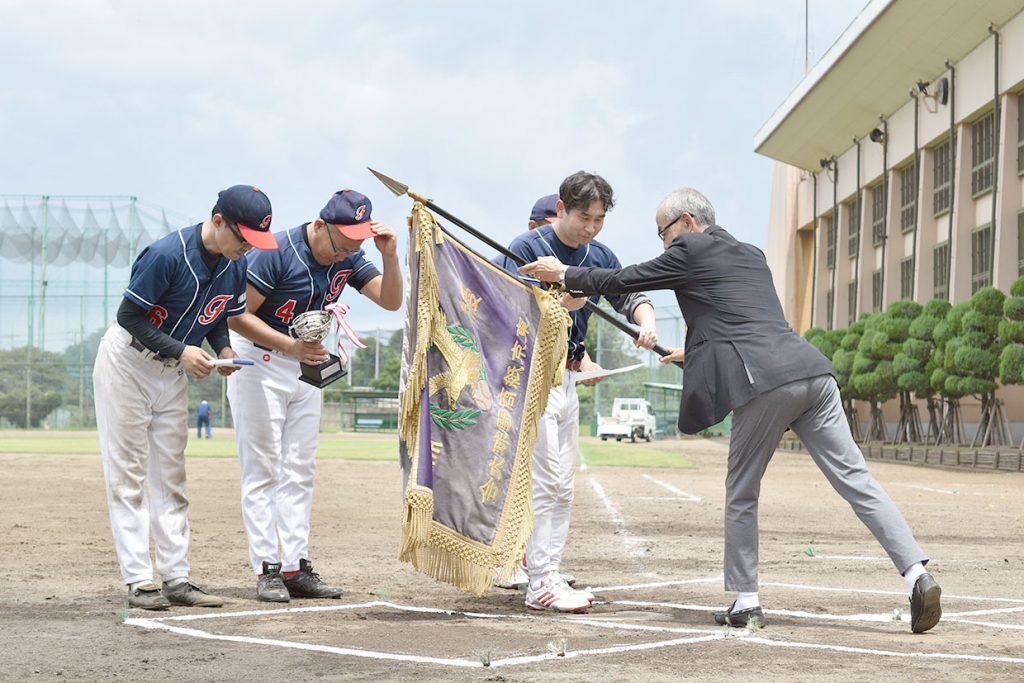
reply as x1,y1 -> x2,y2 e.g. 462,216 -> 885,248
368,168 -> 683,368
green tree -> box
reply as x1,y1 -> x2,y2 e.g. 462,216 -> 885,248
998,277 -> 1024,449
881,300 -> 923,443
851,309 -> 901,441
894,298 -> 951,443
0,346 -> 68,427
930,300 -> 970,444
943,287 -> 1007,447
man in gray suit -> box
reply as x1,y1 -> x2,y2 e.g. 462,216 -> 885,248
520,186 -> 942,634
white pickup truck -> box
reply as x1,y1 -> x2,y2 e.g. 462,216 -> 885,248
597,398 -> 656,442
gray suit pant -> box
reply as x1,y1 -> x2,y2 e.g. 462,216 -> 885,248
724,374 -> 927,592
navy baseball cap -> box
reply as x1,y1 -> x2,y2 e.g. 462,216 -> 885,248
217,185 -> 277,249
530,194 -> 559,223
320,189 -> 375,240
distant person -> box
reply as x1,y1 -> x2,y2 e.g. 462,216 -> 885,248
196,400 -> 212,439
93,184 -> 277,610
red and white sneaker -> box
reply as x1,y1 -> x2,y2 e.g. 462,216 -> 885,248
525,577 -> 591,613
560,575 -> 595,603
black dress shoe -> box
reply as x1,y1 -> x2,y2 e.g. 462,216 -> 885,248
283,559 -> 344,599
714,601 -> 766,628
910,572 -> 941,633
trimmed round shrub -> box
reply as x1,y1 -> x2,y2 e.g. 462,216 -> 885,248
999,345 -> 1024,384
953,346 -> 999,377
970,287 -> 1005,316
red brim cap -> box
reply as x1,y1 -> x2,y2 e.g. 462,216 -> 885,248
238,224 -> 279,250
335,222 -> 375,240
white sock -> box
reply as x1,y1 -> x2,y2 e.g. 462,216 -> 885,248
129,580 -> 156,591
165,577 -> 188,587
903,563 -> 926,593
733,591 -> 760,610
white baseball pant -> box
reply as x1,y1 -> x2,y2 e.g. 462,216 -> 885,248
526,369 -> 580,580
93,323 -> 190,585
226,333 -> 322,575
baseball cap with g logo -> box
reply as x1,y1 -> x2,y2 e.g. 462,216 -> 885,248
217,185 -> 277,250
320,189 -> 375,240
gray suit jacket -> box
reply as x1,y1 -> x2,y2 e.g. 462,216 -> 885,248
565,225 -> 834,434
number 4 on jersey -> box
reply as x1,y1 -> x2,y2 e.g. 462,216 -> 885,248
275,299 -> 297,324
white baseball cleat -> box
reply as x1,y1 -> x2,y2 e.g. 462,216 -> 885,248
494,563 -> 529,590
559,575 -> 595,603
525,577 -> 591,613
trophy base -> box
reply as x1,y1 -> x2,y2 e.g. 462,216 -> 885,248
298,353 -> 348,389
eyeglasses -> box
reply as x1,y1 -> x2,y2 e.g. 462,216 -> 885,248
657,213 -> 687,239
324,224 -> 358,257
225,220 -> 252,249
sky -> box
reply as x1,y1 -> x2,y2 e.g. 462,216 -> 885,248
0,0 -> 867,341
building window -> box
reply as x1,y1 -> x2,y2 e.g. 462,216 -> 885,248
899,165 -> 917,234
825,214 -> 836,268
1018,211 -> 1024,276
933,242 -> 950,300
1018,92 -> 1024,176
1015,90 -> 1024,176
971,112 -> 995,197
871,183 -> 886,246
933,138 -> 952,216
872,269 -> 883,312
847,199 -> 860,258
971,224 -> 993,293
847,280 -> 858,325
900,257 -> 914,299
826,288 -> 834,331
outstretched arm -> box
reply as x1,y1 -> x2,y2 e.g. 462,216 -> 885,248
520,242 -> 689,296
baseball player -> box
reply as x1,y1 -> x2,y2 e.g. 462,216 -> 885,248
496,173 -> 658,612
196,400 -> 212,439
94,184 -> 277,610
226,188 -> 402,602
494,192 -> 577,591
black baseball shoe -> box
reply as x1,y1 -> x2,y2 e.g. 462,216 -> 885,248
162,580 -> 224,608
910,572 -> 942,633
282,559 -> 344,599
714,601 -> 766,628
257,561 -> 290,603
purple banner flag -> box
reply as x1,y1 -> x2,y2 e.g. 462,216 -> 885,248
398,204 -> 569,595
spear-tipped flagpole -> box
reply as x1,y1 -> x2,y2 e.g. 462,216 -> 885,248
369,167 -> 682,367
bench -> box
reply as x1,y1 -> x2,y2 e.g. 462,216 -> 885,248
354,417 -> 385,431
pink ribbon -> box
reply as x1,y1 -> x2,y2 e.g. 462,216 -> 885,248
325,302 -> 367,364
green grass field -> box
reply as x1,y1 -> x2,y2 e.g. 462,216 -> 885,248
0,431 -> 694,468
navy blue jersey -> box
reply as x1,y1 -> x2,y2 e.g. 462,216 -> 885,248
495,225 -> 650,361
123,224 -> 248,347
246,224 -> 381,334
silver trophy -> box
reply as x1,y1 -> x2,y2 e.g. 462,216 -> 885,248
289,310 -> 347,389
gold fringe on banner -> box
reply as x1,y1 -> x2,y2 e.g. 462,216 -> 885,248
397,204 -> 570,595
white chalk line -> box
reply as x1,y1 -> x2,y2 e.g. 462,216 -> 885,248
125,597 -> 1024,668
587,475 -> 650,560
944,605 -> 1024,617
737,634 -> 1024,666
126,600 -> 726,668
591,576 -> 723,594
944,618 -> 1024,631
759,581 -> 1024,605
640,473 -> 702,501
612,599 -> 897,624
807,554 -> 889,561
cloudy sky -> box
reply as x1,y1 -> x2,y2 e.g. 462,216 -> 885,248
1,0 -> 865,340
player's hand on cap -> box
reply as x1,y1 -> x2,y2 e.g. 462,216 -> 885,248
180,345 -> 215,380
370,221 -> 398,258
215,347 -> 241,376
290,339 -> 330,365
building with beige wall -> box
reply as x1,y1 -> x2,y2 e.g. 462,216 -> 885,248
757,0 -> 1024,437
759,0 -> 1024,332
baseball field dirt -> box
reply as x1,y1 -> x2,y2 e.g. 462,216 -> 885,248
2,433 -> 1022,681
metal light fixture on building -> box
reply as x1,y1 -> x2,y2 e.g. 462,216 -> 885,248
869,127 -> 885,144
915,79 -> 948,113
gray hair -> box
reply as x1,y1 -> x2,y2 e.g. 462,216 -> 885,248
661,187 -> 715,227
